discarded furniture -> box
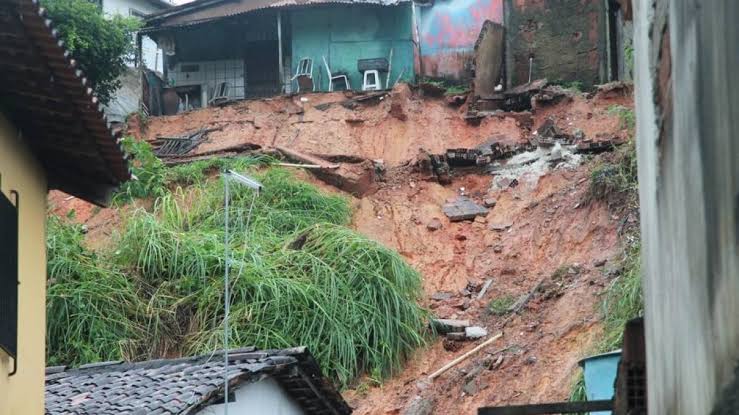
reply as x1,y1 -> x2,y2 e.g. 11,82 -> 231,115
208,82 -> 230,106
357,57 -> 389,91
323,56 -> 350,92
291,57 -> 314,92
579,350 -> 622,415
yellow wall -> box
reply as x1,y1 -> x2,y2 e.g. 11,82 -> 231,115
0,113 -> 47,415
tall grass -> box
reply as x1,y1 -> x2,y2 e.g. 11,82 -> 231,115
47,161 -> 426,387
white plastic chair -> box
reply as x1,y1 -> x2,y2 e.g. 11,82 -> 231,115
362,70 -> 381,91
322,56 -> 350,92
208,82 -> 230,106
290,58 -> 314,92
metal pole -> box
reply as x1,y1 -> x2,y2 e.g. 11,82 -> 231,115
223,176 -> 230,415
277,11 -> 284,93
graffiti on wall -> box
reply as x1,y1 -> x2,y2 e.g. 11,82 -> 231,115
418,0 -> 502,80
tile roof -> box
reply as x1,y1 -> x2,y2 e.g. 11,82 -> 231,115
45,347 -> 352,415
0,0 -> 130,206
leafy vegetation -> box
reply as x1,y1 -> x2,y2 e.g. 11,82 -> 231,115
598,242 -> 643,351
42,0 -> 141,104
553,80 -> 585,93
488,295 -> 516,315
47,158 -> 427,387
607,105 -> 636,131
587,139 -> 638,203
112,137 -> 168,205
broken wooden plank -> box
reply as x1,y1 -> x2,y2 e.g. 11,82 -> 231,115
476,279 -> 493,300
478,400 -> 613,415
275,146 -> 340,169
276,162 -> 335,169
428,332 -> 502,380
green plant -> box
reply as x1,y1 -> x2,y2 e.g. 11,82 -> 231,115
48,163 -> 427,388
489,295 -> 517,315
607,105 -> 636,131
113,137 -> 168,204
444,85 -> 470,96
587,140 -> 638,203
598,242 -> 643,351
42,0 -> 141,105
556,80 -> 584,93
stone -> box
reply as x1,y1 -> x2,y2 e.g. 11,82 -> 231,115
462,380 -> 479,396
426,218 -> 443,231
431,291 -> 453,301
442,196 -> 489,222
402,396 -> 434,415
465,326 -> 488,339
493,245 -> 503,253
455,233 -> 468,241
483,198 -> 497,208
474,215 -> 487,224
489,221 -> 513,231
524,356 -> 538,365
594,258 -> 607,267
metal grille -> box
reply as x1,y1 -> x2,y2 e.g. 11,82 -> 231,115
0,190 -> 18,359
626,364 -> 647,411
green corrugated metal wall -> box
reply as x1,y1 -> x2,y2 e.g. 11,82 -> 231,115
290,4 -> 415,91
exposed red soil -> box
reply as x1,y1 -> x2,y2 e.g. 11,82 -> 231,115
52,83 -> 634,414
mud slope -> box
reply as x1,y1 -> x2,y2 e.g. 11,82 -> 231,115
55,83 -> 634,414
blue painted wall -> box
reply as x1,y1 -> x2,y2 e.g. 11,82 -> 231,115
290,4 -> 415,91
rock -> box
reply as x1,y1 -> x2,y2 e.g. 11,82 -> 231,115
493,245 -> 503,253
489,354 -> 504,370
524,356 -> 538,365
474,215 -> 487,224
483,198 -> 497,208
455,233 -> 468,241
594,258 -> 607,267
489,221 -> 513,231
431,291 -> 453,301
402,396 -> 435,415
427,218 -> 443,231
442,196 -> 489,222
463,380 -> 479,396
465,326 -> 488,339
430,318 -> 470,334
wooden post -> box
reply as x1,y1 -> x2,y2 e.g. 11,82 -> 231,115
277,11 -> 284,93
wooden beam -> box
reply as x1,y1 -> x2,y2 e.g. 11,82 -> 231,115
478,400 -> 613,415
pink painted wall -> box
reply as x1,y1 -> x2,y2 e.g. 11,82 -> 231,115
418,0 -> 503,80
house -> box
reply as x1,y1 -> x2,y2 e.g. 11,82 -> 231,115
140,0 -> 418,110
100,0 -> 173,72
97,0 -> 174,125
45,347 -> 352,415
0,0 -> 130,414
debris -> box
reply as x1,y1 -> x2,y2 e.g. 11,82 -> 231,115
446,95 -> 467,107
419,82 -> 446,97
402,396 -> 435,415
446,332 -> 467,341
430,319 -> 470,334
454,233 -> 468,241
502,78 -> 548,111
476,279 -> 493,300
489,221 -> 513,231
594,259 -> 607,267
493,245 -> 503,253
524,355 -> 538,365
442,197 -> 488,222
275,146 -> 340,169
426,218 -> 443,232
489,354 -> 504,370
428,332 -> 503,381
483,198 -> 497,208
465,326 -> 488,339
474,216 -> 487,224
431,291 -> 453,301
510,278 -> 547,315
152,129 -> 208,157
463,380 -> 479,396
575,139 -> 623,154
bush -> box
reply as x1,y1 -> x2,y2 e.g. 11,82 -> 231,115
112,137 -> 167,204
49,163 -> 427,387
43,0 -> 141,105
489,295 -> 517,315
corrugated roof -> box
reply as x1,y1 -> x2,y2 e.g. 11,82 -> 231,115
0,0 -> 130,206
45,347 -> 352,415
143,0 -> 410,31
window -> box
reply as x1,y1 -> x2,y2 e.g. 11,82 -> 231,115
0,189 -> 18,361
